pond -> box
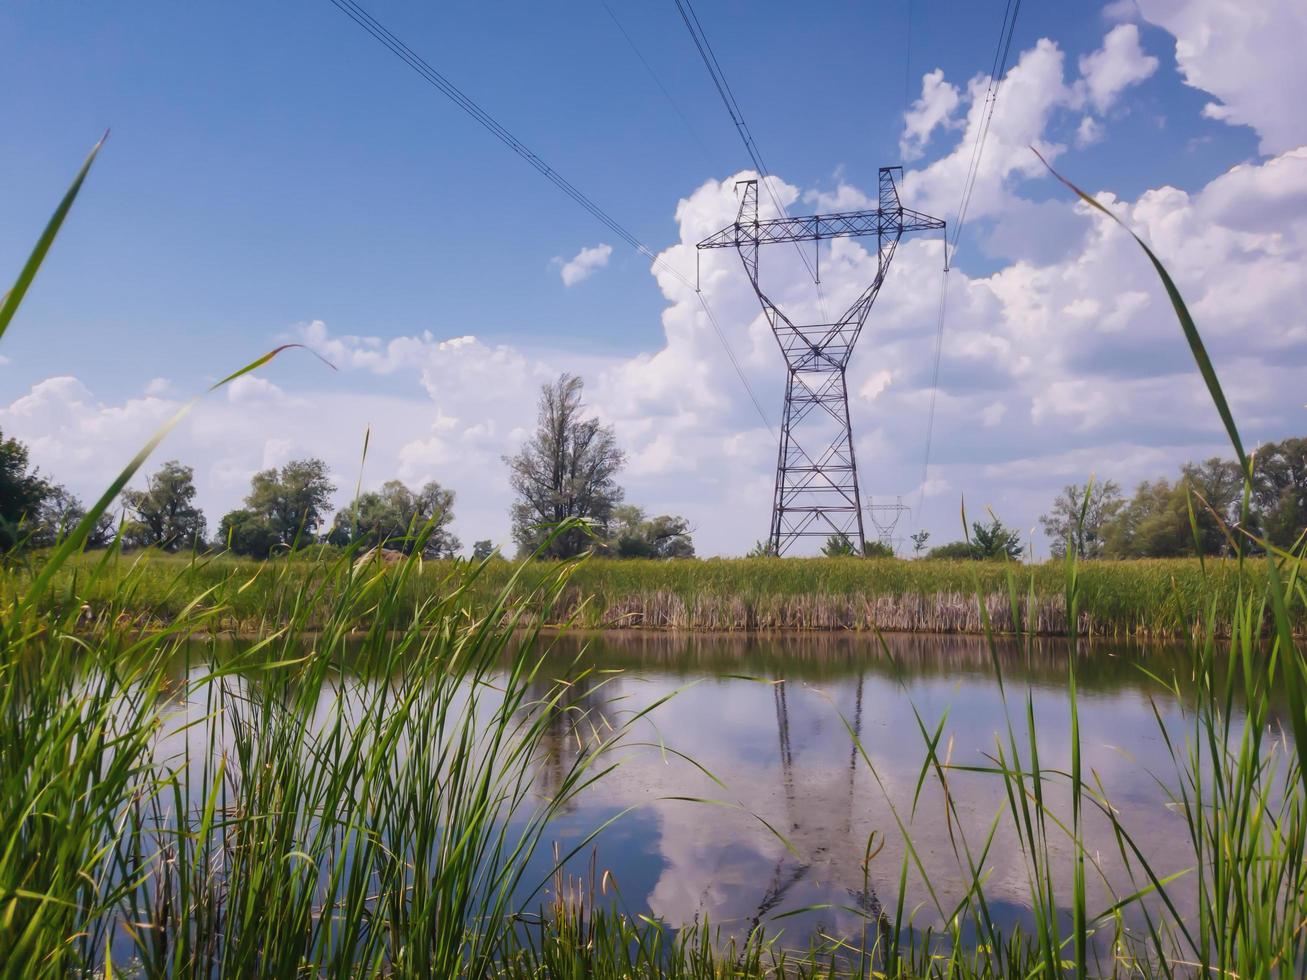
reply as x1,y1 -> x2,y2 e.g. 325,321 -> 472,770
497,632 -> 1265,951
143,629 -> 1284,962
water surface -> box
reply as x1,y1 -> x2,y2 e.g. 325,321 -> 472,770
153,630 -> 1276,956
508,632 -> 1250,948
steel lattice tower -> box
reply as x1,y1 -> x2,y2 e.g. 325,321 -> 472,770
699,167 -> 945,555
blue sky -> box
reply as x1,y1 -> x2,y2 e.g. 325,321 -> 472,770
1,0 -> 1303,554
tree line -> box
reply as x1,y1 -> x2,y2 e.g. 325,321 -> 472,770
0,433 -> 465,559
0,372 -> 696,560
1037,443 -> 1306,559
5,372 -> 1300,561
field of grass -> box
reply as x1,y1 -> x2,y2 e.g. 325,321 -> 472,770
40,549 -> 1295,637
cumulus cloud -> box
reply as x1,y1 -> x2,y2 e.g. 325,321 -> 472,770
556,242 -> 613,286
901,37 -> 1076,224
1134,0 -> 1307,154
1076,23 -> 1158,113
900,69 -> 962,162
1075,115 -> 1104,147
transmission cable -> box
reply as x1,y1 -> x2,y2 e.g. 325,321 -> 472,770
672,0 -> 829,321
324,0 -> 774,435
917,0 -> 1023,519
600,1 -> 708,153
947,0 -> 1022,267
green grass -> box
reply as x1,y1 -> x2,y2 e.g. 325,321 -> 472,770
37,549 -> 1293,638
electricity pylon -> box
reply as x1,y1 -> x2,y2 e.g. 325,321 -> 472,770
699,167 -> 944,555
866,495 -> 910,552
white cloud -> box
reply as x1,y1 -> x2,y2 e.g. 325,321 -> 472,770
1075,115 -> 1104,147
1076,23 -> 1158,113
902,38 -> 1075,224
1135,0 -> 1307,154
556,243 -> 613,286
900,69 -> 962,162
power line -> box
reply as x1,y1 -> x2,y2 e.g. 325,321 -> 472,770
903,0 -> 914,114
324,0 -> 774,435
918,0 -> 1022,518
917,251 -> 949,517
599,1 -> 709,153
672,0 -> 829,320
947,0 -> 1022,266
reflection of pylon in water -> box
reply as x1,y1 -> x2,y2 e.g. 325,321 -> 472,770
747,675 -> 884,936
866,495 -> 910,553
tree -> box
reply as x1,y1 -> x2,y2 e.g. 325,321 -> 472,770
1253,437 -> 1307,548
746,539 -> 777,558
1101,479 -> 1191,558
1181,457 -> 1244,556
910,530 -> 930,557
242,458 -> 336,549
328,479 -> 460,557
1039,480 -> 1123,559
821,533 -> 893,557
925,519 -> 1023,561
471,539 -> 496,561
0,429 -> 49,549
607,505 -> 695,558
122,460 -> 207,551
926,540 -> 976,560
217,508 -> 281,558
31,484 -> 115,549
972,517 -> 1024,560
506,374 -> 625,559
1098,461 -> 1245,559
821,533 -> 858,557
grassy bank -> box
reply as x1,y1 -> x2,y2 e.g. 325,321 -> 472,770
39,549 -> 1293,637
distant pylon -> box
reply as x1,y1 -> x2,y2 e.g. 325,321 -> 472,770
699,167 -> 945,555
866,495 -> 910,552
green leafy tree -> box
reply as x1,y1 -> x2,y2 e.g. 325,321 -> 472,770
926,519 -> 1023,561
217,508 -> 281,558
926,540 -> 976,560
1039,480 -> 1123,559
31,484 -> 115,549
821,532 -> 857,557
821,533 -> 894,557
1101,480 -> 1190,558
971,517 -> 1024,560
746,539 -> 777,558
506,374 -> 625,559
328,479 -> 460,557
607,505 -> 695,558
1101,461 -> 1243,559
1181,457 -> 1244,556
1253,437 -> 1307,548
243,458 -> 336,549
0,429 -> 49,549
122,460 -> 207,551
471,539 -> 496,561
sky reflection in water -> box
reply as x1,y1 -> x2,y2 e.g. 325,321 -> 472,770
516,632 -> 1254,950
